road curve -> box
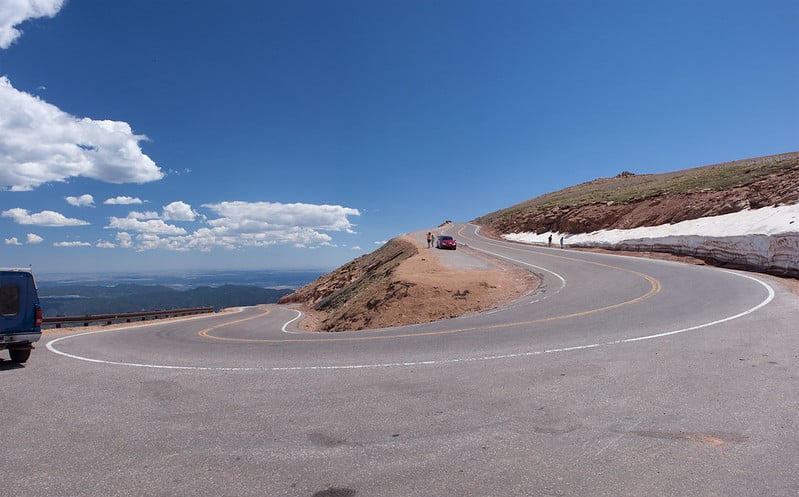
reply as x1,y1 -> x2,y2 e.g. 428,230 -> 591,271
5,223 -> 798,497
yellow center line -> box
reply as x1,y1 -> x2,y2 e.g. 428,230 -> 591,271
197,242 -> 663,343
198,308 -> 271,341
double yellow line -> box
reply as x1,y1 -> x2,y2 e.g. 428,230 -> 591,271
197,253 -> 662,344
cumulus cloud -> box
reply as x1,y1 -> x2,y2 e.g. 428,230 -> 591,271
54,241 -> 91,247
2,208 -> 89,226
104,196 -> 143,205
135,211 -> 160,219
203,201 -> 360,233
116,232 -> 133,249
142,200 -> 358,252
96,241 -> 115,249
0,0 -> 64,49
126,210 -> 160,220
0,76 -> 164,191
136,233 -> 190,251
97,200 -> 360,252
107,214 -> 187,235
162,201 -> 197,221
26,233 -> 43,244
4,237 -> 21,245
66,194 -> 94,207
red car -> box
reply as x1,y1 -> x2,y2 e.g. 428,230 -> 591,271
436,235 -> 457,250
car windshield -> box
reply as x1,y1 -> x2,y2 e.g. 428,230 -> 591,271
439,236 -> 453,241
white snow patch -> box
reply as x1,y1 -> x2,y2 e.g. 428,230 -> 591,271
502,203 -> 799,276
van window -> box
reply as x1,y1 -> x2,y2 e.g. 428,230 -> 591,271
1,284 -> 20,316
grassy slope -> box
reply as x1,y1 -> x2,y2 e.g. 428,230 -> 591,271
475,152 -> 799,226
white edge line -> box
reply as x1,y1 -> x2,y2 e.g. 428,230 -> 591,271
281,309 -> 304,334
621,270 -> 775,342
45,271 -> 775,372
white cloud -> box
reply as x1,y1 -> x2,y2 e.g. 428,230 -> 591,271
96,241 -> 115,249
107,215 -> 187,235
127,210 -> 160,220
104,196 -> 143,205
162,201 -> 197,221
151,201 -> 356,252
116,232 -> 133,249
4,237 -> 21,245
98,200 -> 360,252
66,194 -> 94,207
0,76 -> 164,191
26,233 -> 43,244
203,201 -> 360,233
185,227 -> 236,251
135,233 -> 190,251
54,241 -> 91,247
2,208 -> 89,226
352,246 -> 362,251
0,0 -> 64,49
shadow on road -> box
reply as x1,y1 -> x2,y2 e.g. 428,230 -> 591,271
0,359 -> 26,371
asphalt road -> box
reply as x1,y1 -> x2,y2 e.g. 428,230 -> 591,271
3,223 -> 798,497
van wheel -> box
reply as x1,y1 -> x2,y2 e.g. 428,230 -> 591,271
9,348 -> 31,363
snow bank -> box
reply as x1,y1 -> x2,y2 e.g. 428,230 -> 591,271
502,204 -> 799,277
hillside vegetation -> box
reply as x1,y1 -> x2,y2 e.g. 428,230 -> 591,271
476,152 -> 799,236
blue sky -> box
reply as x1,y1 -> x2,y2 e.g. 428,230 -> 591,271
1,0 -> 797,274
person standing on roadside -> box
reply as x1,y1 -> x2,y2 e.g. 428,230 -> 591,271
548,234 -> 552,247
560,236 -> 564,249
426,232 -> 432,248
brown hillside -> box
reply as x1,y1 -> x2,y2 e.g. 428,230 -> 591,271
476,152 -> 799,237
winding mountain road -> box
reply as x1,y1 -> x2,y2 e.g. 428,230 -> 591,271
4,223 -> 798,497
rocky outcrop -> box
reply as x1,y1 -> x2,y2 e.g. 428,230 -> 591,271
279,237 -> 416,308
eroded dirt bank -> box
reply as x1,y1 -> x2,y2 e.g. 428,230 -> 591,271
280,235 -> 538,332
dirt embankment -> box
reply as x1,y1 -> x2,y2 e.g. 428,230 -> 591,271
280,235 -> 538,332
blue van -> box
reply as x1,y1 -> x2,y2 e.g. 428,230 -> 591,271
0,269 -> 42,363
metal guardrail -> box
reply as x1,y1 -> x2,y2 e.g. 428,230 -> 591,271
43,307 -> 215,329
